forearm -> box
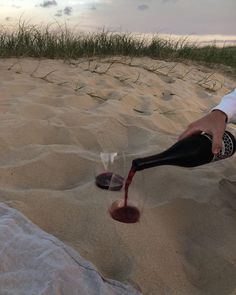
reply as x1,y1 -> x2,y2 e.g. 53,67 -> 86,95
212,88 -> 236,123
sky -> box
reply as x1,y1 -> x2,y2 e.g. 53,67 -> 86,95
0,0 -> 236,37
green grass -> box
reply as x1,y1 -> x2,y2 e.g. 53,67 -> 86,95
0,22 -> 235,69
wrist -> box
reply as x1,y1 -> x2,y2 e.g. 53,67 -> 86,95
211,109 -> 228,123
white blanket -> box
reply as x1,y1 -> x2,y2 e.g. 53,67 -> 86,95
0,203 -> 141,295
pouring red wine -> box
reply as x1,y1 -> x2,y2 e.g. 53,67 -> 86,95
110,131 -> 236,224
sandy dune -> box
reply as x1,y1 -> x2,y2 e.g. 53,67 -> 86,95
0,56 -> 236,294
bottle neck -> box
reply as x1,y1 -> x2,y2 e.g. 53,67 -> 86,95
132,150 -> 176,171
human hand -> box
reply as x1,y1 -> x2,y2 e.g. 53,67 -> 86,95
178,110 -> 227,154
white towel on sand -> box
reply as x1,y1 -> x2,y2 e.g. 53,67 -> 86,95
0,203 -> 141,295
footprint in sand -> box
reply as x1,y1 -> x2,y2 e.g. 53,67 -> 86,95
160,75 -> 175,84
161,90 -> 175,101
133,107 -> 157,115
106,90 -> 123,100
133,95 -> 158,115
195,85 -> 214,99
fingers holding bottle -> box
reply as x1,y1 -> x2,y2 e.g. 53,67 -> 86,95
178,110 -> 227,154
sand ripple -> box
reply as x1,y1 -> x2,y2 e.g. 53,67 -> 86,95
0,57 -> 236,294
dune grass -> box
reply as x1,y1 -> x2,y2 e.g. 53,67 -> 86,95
0,22 -> 235,70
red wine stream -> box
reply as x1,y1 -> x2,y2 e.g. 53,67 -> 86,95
110,131 -> 236,223
124,168 -> 136,207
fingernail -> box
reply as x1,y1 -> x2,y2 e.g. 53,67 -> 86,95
213,149 -> 220,154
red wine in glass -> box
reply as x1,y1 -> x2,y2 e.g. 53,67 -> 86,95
110,168 -> 140,224
96,172 -> 124,191
109,201 -> 140,224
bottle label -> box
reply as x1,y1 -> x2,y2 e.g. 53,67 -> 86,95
202,132 -> 234,161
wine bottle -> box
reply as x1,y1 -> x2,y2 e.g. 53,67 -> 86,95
132,131 -> 236,171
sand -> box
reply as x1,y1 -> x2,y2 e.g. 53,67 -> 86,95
0,56 -> 236,295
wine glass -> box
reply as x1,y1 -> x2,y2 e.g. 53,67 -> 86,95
108,164 -> 145,224
109,199 -> 141,224
95,151 -> 125,191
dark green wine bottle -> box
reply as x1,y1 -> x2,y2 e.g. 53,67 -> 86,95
132,131 -> 236,171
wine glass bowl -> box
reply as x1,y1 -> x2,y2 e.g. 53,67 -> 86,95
95,152 -> 125,191
109,199 -> 140,224
95,172 -> 124,191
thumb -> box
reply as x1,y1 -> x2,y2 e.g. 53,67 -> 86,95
212,131 -> 224,154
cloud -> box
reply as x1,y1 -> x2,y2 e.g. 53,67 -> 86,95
64,6 -> 72,15
12,5 -> 21,9
137,4 -> 149,10
90,5 -> 97,10
55,9 -> 62,17
55,6 -> 73,17
39,0 -> 57,8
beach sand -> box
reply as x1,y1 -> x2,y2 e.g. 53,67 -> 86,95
0,56 -> 236,294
